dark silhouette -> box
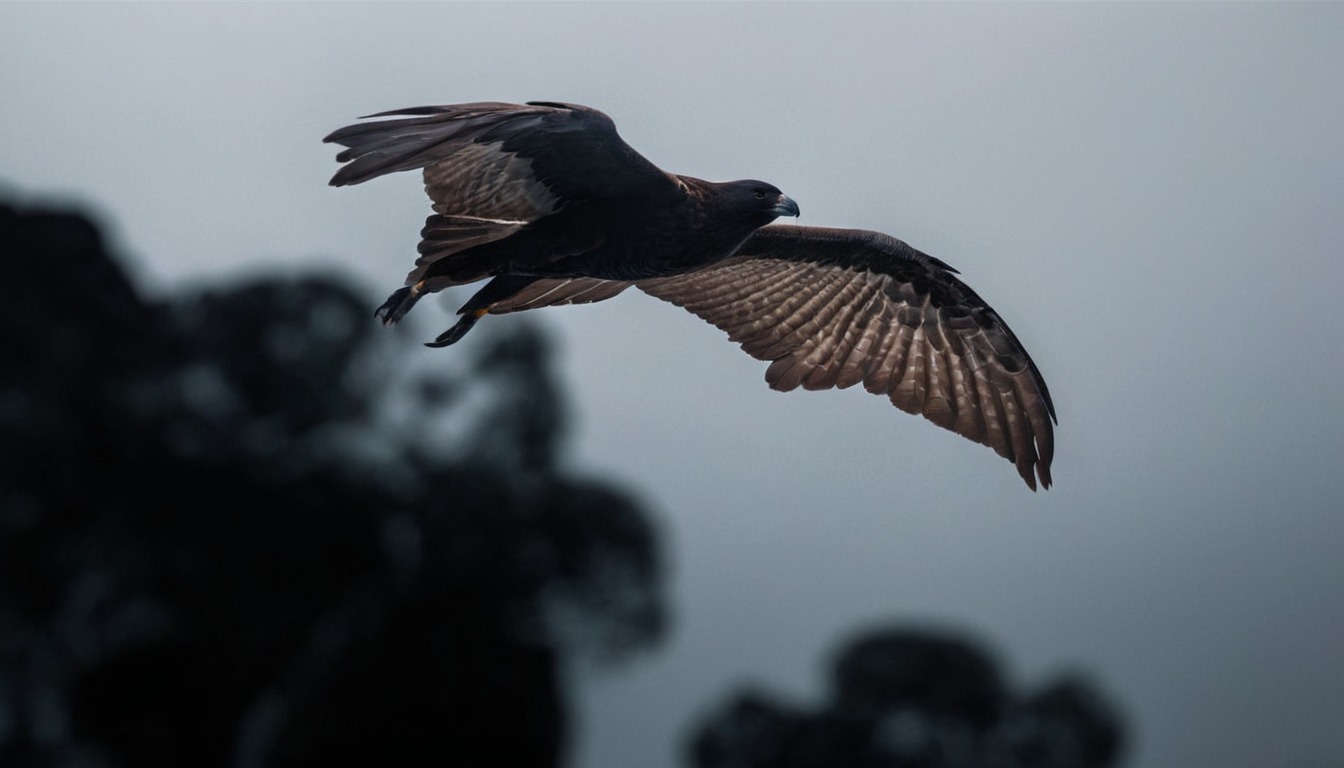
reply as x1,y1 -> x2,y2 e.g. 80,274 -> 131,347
0,195 -> 1124,768
688,626 -> 1124,768
0,199 -> 664,767
324,100 -> 1055,490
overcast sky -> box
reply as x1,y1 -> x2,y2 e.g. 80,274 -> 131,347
4,3 -> 1343,767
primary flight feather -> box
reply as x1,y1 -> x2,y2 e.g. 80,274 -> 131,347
324,101 -> 1056,489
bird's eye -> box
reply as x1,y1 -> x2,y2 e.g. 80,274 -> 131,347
753,190 -> 766,199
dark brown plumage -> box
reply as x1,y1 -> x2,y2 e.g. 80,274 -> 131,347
325,101 -> 1056,489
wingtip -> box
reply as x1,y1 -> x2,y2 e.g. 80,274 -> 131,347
1021,461 -> 1053,492
326,165 -> 363,188
1017,457 -> 1056,492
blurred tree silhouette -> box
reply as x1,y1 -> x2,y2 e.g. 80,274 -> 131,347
0,199 -> 664,767
0,196 -> 1131,768
688,626 -> 1124,768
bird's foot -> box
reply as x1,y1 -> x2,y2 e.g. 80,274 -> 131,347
374,287 -> 413,326
424,309 -> 487,348
375,283 -> 428,326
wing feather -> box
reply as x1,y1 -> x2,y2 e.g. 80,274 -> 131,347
832,287 -> 887,390
891,323 -> 930,416
753,273 -> 856,363
485,277 -> 632,314
801,278 -> 881,390
638,224 -> 1056,489
945,330 -> 985,443
325,101 -> 676,222
328,101 -> 680,291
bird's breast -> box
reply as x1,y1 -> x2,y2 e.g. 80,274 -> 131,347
528,198 -> 757,281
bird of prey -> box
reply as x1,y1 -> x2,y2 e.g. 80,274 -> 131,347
324,101 -> 1056,489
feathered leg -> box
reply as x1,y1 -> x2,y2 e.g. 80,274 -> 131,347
424,309 -> 486,348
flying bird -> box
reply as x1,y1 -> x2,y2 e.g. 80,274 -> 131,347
324,101 -> 1056,489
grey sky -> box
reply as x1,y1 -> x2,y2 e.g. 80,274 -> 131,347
3,3 -> 1343,767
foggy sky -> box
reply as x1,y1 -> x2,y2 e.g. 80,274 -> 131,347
3,4 -> 1342,767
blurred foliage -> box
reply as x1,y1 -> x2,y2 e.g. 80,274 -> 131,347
0,200 -> 664,767
0,197 -> 1127,768
688,626 -> 1124,768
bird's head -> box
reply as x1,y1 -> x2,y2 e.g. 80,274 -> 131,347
723,180 -> 801,224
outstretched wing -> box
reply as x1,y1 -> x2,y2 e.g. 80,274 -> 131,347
637,225 -> 1056,490
326,101 -> 678,288
324,101 -> 676,220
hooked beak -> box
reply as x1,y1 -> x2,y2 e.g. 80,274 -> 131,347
772,194 -> 800,218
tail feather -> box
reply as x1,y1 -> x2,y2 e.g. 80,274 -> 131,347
409,214 -> 525,288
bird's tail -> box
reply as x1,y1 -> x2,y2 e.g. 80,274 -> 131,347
375,215 -> 531,326
408,214 -> 526,288
375,214 -> 524,326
